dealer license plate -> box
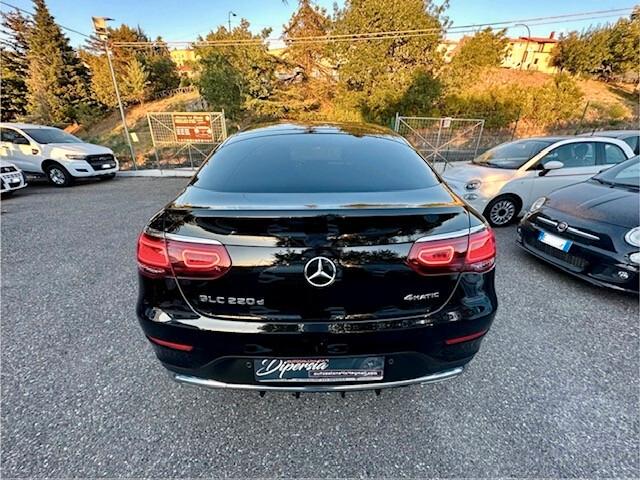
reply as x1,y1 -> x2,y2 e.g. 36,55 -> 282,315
539,230 -> 572,252
254,357 -> 384,383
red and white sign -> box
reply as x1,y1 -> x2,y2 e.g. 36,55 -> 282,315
173,114 -> 213,142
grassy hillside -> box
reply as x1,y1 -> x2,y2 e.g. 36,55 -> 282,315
77,71 -> 638,169
76,90 -> 206,169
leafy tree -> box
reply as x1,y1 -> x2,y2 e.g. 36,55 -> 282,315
331,0 -> 447,122
0,9 -> 31,121
121,58 -> 149,103
83,25 -> 180,106
26,0 -> 91,124
283,0 -> 331,78
447,28 -> 508,87
605,14 -> 640,80
553,12 -> 640,81
198,51 -> 242,117
143,54 -> 180,96
197,19 -> 277,115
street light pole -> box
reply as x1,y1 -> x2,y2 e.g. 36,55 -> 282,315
228,11 -> 236,31
92,17 -> 137,169
514,23 -> 531,71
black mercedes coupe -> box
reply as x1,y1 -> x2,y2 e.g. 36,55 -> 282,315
136,122 -> 498,393
518,156 -> 639,293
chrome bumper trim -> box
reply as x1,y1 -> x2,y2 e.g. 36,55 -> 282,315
536,216 -> 600,240
172,367 -> 464,392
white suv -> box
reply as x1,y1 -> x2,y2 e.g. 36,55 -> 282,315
0,123 -> 119,187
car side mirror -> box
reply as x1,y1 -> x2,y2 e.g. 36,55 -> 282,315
539,160 -> 564,176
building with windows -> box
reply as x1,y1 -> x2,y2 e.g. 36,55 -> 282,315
502,33 -> 559,73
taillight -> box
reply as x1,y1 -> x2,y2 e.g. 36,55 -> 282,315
407,227 -> 496,275
137,233 -> 170,277
137,232 -> 232,279
166,238 -> 231,279
466,228 -> 496,272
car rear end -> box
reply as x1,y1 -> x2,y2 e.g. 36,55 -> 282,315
135,125 -> 498,392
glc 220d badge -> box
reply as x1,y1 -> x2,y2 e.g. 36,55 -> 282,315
136,122 -> 498,394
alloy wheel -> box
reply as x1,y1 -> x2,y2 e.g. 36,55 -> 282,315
489,200 -> 516,226
48,167 -> 66,185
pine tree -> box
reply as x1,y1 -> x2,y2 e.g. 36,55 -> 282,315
0,9 -> 31,121
26,0 -> 91,124
121,57 -> 149,103
283,0 -> 331,78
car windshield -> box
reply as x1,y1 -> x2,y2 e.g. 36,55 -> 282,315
193,133 -> 440,193
472,140 -> 553,169
592,156 -> 640,189
22,128 -> 82,144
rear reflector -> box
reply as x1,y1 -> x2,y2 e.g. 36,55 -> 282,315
445,329 -> 488,345
407,227 -> 496,275
137,232 -> 232,279
147,335 -> 194,352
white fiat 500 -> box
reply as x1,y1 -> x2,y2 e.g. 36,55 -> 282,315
441,136 -> 635,226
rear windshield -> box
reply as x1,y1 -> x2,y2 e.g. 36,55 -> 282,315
193,133 -> 440,193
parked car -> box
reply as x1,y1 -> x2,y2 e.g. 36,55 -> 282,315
0,123 -> 118,187
0,159 -> 27,196
441,136 -> 635,227
518,156 -> 639,293
136,122 -> 498,393
580,130 -> 640,155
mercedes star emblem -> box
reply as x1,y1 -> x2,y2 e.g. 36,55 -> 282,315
304,256 -> 337,288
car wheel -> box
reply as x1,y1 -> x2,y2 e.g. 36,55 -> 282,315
45,163 -> 74,187
485,197 -> 518,227
99,173 -> 116,180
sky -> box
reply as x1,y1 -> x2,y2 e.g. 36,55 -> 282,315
0,0 -> 635,47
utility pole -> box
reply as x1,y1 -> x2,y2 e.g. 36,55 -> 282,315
228,11 -> 236,31
92,16 -> 137,169
514,23 -> 531,71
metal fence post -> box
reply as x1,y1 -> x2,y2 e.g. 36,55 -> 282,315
394,112 -> 400,132
146,114 -> 161,170
574,101 -> 590,134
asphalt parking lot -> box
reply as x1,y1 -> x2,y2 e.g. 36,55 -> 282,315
1,177 -> 638,478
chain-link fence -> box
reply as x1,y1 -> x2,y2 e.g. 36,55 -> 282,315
145,111 -> 227,169
394,115 -> 484,163
395,105 -> 640,165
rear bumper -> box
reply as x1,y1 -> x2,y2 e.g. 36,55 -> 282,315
172,366 -> 464,392
137,277 -> 496,391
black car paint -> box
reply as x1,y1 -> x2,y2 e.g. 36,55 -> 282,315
518,177 -> 639,293
136,122 -> 498,390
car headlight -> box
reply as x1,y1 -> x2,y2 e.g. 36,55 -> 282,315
624,227 -> 640,247
465,179 -> 482,190
65,154 -> 87,160
529,197 -> 547,213
630,252 -> 640,265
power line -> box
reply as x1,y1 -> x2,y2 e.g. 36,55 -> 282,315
0,0 -> 92,39
109,6 -> 634,48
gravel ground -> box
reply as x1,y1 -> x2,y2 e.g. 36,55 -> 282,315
1,177 -> 638,478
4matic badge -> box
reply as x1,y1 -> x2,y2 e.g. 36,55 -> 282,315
404,292 -> 440,301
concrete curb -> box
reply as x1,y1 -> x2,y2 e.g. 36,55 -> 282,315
118,169 -> 196,178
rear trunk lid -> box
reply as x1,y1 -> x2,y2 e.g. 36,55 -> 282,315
163,187 -> 470,322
